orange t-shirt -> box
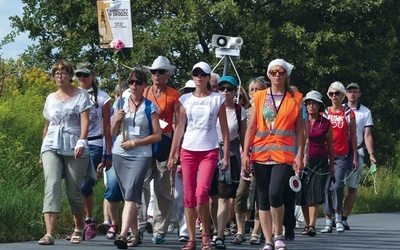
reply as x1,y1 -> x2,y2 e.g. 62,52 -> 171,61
144,85 -> 179,133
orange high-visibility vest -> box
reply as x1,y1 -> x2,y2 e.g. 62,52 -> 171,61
250,88 -> 303,164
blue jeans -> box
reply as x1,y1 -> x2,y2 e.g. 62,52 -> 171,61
104,165 -> 123,202
81,145 -> 103,196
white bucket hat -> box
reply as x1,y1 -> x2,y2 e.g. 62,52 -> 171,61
143,56 -> 177,74
179,80 -> 196,95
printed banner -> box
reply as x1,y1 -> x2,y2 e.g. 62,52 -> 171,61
97,0 -> 133,48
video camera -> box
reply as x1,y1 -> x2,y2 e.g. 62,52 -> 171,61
212,34 -> 243,59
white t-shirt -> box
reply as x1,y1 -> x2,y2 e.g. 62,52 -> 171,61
180,92 -> 225,151
347,103 -> 374,156
84,88 -> 111,146
217,105 -> 247,142
41,89 -> 91,156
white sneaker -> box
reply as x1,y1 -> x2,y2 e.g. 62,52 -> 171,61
167,223 -> 175,233
321,225 -> 332,233
336,222 -> 345,233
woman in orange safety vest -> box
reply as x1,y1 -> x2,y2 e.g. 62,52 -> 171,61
242,59 -> 305,250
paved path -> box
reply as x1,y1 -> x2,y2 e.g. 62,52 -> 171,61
2,212 -> 399,249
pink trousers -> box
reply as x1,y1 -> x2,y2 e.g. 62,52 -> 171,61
180,148 -> 219,208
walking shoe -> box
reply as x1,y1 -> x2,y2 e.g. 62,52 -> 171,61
336,222 -> 345,233
179,235 -> 189,242
342,220 -> 350,230
106,225 -> 118,239
320,225 -> 332,233
84,219 -> 96,240
97,223 -> 110,235
167,223 -> 175,233
152,234 -> 165,244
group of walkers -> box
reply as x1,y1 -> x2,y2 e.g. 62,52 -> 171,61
37,56 -> 375,250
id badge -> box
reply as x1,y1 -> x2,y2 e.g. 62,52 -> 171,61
128,125 -> 140,136
159,119 -> 168,129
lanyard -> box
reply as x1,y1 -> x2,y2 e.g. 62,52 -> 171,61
130,96 -> 143,127
269,88 -> 286,115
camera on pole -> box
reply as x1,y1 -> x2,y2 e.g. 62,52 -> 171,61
212,34 -> 243,59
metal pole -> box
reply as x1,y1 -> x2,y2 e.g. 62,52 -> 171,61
222,56 -> 230,76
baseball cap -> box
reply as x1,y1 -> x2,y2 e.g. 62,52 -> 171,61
346,83 -> 360,90
75,62 -> 95,74
192,62 -> 211,74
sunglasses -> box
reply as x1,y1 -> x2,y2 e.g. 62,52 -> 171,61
192,70 -> 209,77
219,86 -> 236,92
150,69 -> 167,75
128,79 -> 144,85
328,91 -> 342,97
75,72 -> 90,78
269,69 -> 286,76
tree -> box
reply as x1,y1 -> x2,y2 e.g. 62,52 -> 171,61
4,0 -> 400,164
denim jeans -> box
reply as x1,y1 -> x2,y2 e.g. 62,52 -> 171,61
81,145 -> 103,196
104,165 -> 123,202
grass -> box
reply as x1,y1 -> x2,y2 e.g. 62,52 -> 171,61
1,163 -> 399,243
0,180 -> 107,243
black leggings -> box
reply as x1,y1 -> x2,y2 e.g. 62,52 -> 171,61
253,163 -> 293,210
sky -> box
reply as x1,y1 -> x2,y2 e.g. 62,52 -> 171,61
0,0 -> 35,59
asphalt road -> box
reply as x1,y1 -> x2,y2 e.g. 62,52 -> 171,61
1,212 -> 399,249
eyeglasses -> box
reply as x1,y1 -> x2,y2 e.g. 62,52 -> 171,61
218,86 -> 236,92
328,91 -> 342,97
192,70 -> 209,77
150,69 -> 167,75
269,69 -> 286,76
75,72 -> 90,78
55,72 -> 69,77
128,79 -> 144,85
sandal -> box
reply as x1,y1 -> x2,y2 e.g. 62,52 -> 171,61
127,234 -> 139,247
70,229 -> 83,244
308,226 -> 316,237
182,240 -> 196,250
214,237 -> 226,249
114,235 -> 128,249
201,234 -> 212,250
38,234 -> 55,245
231,233 -> 246,245
301,226 -> 309,235
250,234 -> 260,245
260,242 -> 274,250
274,235 -> 287,249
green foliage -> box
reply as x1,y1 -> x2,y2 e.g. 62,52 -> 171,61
356,164 -> 400,213
1,0 -> 400,242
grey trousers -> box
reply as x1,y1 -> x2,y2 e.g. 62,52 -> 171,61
42,151 -> 88,215
137,158 -> 175,237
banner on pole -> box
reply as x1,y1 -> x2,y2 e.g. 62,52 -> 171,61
97,0 -> 133,48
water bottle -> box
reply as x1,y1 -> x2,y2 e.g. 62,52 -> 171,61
217,161 -> 224,169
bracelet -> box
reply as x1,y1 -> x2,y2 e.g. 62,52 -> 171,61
103,154 -> 112,161
131,140 -> 135,147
